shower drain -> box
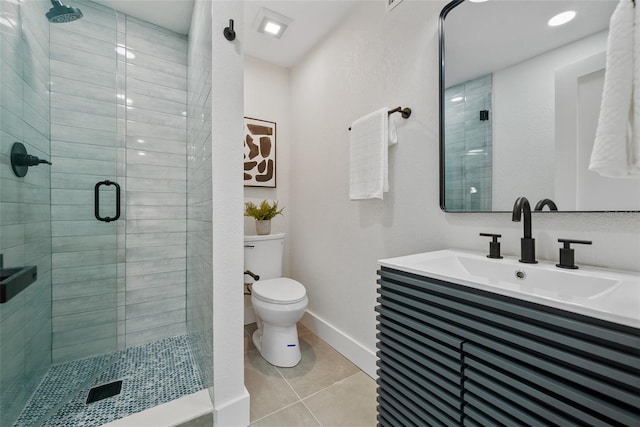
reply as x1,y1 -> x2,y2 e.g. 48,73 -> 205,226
86,380 -> 123,404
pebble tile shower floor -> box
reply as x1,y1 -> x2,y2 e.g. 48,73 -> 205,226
14,335 -> 204,426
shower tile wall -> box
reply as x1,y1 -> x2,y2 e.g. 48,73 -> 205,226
50,0 -> 187,363
124,17 -> 187,347
0,0 -> 52,425
444,74 -> 493,211
186,0 -> 214,390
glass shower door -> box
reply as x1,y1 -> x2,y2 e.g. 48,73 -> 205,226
48,0 -> 121,365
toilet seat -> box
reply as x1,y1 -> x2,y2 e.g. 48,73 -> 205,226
252,278 -> 306,304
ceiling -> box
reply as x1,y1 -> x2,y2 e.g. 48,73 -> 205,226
91,0 -> 356,68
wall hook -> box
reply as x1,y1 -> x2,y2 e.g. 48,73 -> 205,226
224,19 -> 236,41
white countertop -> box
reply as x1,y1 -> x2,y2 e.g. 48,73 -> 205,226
379,249 -> 640,329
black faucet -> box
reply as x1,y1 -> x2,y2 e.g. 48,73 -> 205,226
534,198 -> 558,211
512,196 -> 537,264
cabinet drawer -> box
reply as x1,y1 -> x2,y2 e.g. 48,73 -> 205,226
464,342 -> 640,426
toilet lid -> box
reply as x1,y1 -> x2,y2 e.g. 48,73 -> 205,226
252,278 -> 307,304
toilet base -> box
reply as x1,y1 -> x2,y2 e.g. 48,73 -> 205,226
252,323 -> 302,368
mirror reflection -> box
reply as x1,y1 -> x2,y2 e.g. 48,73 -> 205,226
440,0 -> 639,212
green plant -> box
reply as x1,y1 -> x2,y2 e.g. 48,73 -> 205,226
244,200 -> 284,221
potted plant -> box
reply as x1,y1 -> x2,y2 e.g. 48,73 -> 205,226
244,200 -> 284,235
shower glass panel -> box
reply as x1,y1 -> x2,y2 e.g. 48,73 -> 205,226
444,74 -> 493,211
0,0 -> 54,424
1,0 -> 120,424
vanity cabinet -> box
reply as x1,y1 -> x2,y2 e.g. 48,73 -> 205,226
376,267 -> 640,426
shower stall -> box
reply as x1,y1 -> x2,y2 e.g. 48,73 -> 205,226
0,0 -> 214,424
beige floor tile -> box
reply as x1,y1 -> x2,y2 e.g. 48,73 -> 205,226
277,333 -> 360,399
245,349 -> 299,421
245,322 -> 258,336
245,333 -> 256,353
304,372 -> 378,427
297,322 -> 313,336
250,402 -> 321,427
176,413 -> 213,427
245,323 -> 258,353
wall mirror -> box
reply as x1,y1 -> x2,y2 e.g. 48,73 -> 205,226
439,0 -> 639,212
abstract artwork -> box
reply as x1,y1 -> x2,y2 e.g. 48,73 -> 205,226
244,117 -> 276,187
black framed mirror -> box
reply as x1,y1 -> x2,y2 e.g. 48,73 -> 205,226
439,0 -> 638,212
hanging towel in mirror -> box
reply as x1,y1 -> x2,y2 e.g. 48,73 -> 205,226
349,108 -> 394,200
589,0 -> 639,177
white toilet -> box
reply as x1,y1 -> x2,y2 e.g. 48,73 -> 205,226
244,233 -> 308,367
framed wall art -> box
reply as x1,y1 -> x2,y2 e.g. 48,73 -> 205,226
244,117 -> 276,188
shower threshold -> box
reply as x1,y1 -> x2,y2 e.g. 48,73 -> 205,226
14,335 -> 205,426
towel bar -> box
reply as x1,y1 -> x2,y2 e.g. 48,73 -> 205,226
348,107 -> 411,131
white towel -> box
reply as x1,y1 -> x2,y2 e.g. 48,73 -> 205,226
349,108 -> 394,200
633,0 -> 640,172
589,0 -> 639,177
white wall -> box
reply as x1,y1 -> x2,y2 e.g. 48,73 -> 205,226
210,1 -> 250,425
243,56 -> 291,324
289,1 -> 447,376
243,56 -> 291,271
493,31 -> 607,210
288,1 -> 640,377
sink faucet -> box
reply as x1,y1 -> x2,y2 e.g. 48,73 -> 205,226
534,198 -> 558,211
512,196 -> 537,264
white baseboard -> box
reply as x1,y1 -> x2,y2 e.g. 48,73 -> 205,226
214,387 -> 250,427
300,310 -> 378,379
101,389 -> 212,427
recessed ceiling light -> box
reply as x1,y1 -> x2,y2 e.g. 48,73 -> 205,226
264,21 -> 282,36
450,96 -> 464,102
548,10 -> 576,27
254,7 -> 292,39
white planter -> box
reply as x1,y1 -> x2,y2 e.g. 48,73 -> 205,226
255,220 -> 271,235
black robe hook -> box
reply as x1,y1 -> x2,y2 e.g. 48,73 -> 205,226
224,19 -> 236,41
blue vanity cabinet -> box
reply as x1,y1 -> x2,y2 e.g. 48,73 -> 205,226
376,267 -> 640,427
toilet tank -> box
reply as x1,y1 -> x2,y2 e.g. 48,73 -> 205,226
244,233 -> 285,283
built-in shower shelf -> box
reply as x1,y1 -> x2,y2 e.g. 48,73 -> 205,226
0,265 -> 37,303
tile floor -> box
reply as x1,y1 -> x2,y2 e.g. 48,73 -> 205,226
244,323 -> 378,426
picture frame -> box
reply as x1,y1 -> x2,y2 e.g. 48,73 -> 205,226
243,117 -> 276,188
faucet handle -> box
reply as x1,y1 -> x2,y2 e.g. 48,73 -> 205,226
556,238 -> 592,269
480,233 -> 503,259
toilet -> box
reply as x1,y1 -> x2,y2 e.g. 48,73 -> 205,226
244,233 -> 308,367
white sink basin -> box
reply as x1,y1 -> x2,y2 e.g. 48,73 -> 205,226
379,249 -> 640,328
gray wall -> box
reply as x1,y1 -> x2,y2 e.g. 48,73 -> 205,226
0,0 -> 52,425
50,0 -> 187,363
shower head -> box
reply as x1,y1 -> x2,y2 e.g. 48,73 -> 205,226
46,0 -> 83,23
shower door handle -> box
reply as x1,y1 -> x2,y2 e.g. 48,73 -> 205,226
94,180 -> 121,222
